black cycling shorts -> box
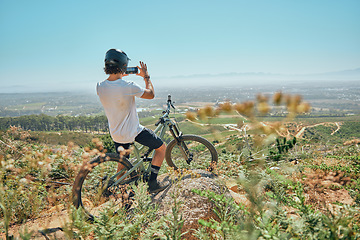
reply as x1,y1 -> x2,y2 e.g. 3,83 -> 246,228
114,127 -> 164,154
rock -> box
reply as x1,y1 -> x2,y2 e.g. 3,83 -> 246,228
153,169 -> 230,239
37,227 -> 66,239
2,210 -> 69,240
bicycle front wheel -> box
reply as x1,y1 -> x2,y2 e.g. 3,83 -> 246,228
72,153 -> 138,220
165,135 -> 218,171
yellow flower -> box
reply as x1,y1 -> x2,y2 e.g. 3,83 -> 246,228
185,111 -> 197,121
218,101 -> 233,113
203,105 -> 215,117
273,92 -> 282,105
297,103 -> 311,113
257,102 -> 270,115
234,101 -> 254,117
256,93 -> 268,103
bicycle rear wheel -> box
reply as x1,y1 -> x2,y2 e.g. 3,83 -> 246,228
165,135 -> 218,171
72,153 -> 138,220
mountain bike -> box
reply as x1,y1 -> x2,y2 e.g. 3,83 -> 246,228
72,95 -> 218,220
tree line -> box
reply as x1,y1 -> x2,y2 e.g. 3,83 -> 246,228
0,114 -> 109,132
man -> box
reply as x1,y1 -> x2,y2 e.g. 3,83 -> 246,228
96,49 -> 168,193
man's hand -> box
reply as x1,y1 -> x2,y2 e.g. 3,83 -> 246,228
136,61 -> 150,79
137,61 -> 154,99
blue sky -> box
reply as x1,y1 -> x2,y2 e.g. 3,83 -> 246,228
0,0 -> 359,92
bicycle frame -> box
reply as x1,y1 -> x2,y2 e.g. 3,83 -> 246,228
109,95 -> 184,186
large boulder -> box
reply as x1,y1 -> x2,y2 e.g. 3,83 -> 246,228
153,169 -> 230,239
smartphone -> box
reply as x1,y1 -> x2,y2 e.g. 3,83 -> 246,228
125,67 -> 139,74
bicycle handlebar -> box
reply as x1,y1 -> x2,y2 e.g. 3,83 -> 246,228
154,94 -> 175,126
167,94 -> 175,112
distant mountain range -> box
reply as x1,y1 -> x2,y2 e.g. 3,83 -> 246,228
170,67 -> 360,78
1,68 -> 359,93
158,68 -> 360,87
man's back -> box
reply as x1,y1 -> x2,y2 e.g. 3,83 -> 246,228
97,79 -> 144,143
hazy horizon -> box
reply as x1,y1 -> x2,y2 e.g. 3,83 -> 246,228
1,67 -> 359,94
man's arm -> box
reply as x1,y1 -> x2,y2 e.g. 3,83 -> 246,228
141,76 -> 155,99
137,61 -> 155,99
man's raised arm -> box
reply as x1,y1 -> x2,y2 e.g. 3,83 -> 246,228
137,61 -> 155,99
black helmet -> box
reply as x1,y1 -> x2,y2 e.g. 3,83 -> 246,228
104,49 -> 130,74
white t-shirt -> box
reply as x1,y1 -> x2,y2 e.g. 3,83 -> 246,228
96,79 -> 145,143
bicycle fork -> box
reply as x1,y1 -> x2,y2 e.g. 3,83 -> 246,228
168,125 -> 193,165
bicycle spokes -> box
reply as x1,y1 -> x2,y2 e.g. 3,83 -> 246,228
167,135 -> 217,170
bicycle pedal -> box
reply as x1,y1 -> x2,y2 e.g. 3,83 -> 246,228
143,157 -> 152,162
141,174 -> 150,183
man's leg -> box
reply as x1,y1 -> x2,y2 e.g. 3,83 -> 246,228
114,142 -> 131,178
134,128 -> 169,193
149,143 -> 166,182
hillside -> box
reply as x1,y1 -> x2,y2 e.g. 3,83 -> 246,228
1,91 -> 360,239
1,112 -> 360,238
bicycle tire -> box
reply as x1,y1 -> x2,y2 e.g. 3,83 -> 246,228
165,135 -> 218,171
72,153 -> 138,220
